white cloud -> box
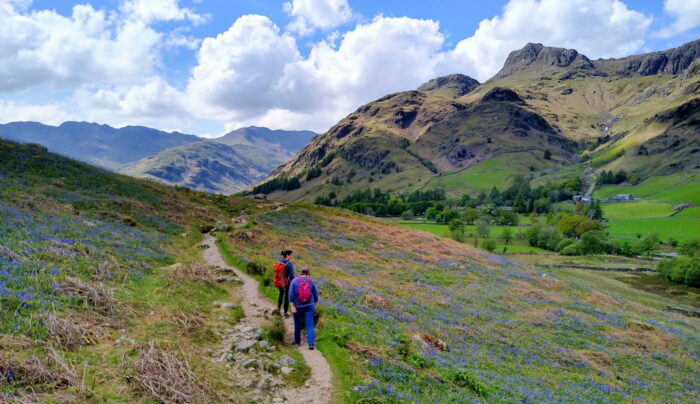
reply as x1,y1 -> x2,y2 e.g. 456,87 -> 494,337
121,0 -> 206,25
187,15 -> 444,132
654,0 -> 700,38
441,0 -> 652,81
0,100 -> 74,125
0,2 -> 160,91
283,0 -> 352,35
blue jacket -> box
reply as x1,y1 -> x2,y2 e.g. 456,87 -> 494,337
288,276 -> 319,308
280,259 -> 295,282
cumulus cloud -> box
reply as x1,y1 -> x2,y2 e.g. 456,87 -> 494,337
121,0 -> 206,24
187,15 -> 444,131
283,0 -> 352,35
0,100 -> 74,125
441,0 -> 652,81
654,0 -> 700,38
0,2 -> 160,92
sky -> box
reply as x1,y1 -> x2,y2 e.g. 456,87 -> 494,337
1,0 -> 699,137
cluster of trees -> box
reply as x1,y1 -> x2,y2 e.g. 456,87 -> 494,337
250,175 -> 301,194
598,170 -> 627,185
525,213 -> 659,256
315,188 -> 447,217
459,176 -> 584,214
657,239 -> 700,287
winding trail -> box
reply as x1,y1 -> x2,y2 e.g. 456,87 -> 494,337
201,235 -> 333,404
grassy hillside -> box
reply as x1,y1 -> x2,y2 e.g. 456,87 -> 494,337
0,139 -> 291,402
223,205 -> 700,403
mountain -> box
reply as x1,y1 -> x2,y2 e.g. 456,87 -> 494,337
117,141 -> 269,194
118,127 -> 316,194
0,121 -> 199,170
259,39 -> 700,202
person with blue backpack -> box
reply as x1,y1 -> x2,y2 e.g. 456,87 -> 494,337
288,267 -> 319,349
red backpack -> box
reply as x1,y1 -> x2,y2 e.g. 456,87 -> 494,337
273,261 -> 288,287
298,277 -> 312,303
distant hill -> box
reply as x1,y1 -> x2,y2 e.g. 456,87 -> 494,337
0,121 -> 316,194
259,39 -> 700,202
0,121 -> 199,170
118,127 -> 316,194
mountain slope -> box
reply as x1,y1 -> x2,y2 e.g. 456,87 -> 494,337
0,121 -> 199,170
118,141 -> 268,194
261,39 -> 700,201
118,127 -> 316,194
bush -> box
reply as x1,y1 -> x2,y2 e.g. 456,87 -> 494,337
265,315 -> 286,344
396,335 -> 412,358
450,369 -> 489,397
561,243 -> 581,256
555,238 -> 574,252
482,239 -> 496,252
680,238 -> 700,257
401,209 -> 414,220
245,261 -> 265,276
408,354 -> 434,369
657,256 -> 700,287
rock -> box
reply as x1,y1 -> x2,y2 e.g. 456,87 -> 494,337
417,74 -> 480,98
220,302 -> 238,309
216,275 -> 242,283
235,339 -> 257,352
259,340 -> 271,349
241,358 -> 259,370
281,366 -> 295,375
257,377 -> 272,390
114,337 -> 134,346
481,87 -> 525,104
278,354 -> 296,366
242,379 -> 257,389
213,221 -> 232,232
272,397 -> 285,403
213,266 -> 235,274
414,333 -> 449,352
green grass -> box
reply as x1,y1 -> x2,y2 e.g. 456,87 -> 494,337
424,152 -> 554,196
606,217 -> 700,243
650,180 -> 700,204
601,202 -> 675,220
593,172 -> 696,202
676,206 -> 700,217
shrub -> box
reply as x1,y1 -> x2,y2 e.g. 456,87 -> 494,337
245,261 -> 265,276
401,209 -> 414,220
561,243 -> 581,256
449,219 -> 465,242
450,369 -> 489,397
657,257 -> 700,286
265,315 -> 286,344
685,263 -> 700,287
408,354 -> 434,369
680,238 -> 700,257
261,268 -> 273,287
396,335 -> 411,358
482,239 -> 496,252
555,238 -> 574,252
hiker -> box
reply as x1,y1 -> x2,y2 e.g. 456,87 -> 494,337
289,267 -> 319,349
273,250 -> 295,318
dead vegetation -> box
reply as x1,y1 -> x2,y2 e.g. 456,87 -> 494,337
132,341 -> 196,404
0,352 -> 74,389
45,314 -> 106,350
364,294 -> 394,309
59,278 -> 116,315
167,262 -> 212,283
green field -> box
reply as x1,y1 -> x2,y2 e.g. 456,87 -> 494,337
602,202 -> 675,220
424,152 -> 555,196
606,217 -> 700,243
593,172 -> 698,203
676,206 -> 700,217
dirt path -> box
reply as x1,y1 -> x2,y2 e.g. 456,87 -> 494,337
201,235 -> 333,404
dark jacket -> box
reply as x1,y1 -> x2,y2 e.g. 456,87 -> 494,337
288,276 -> 319,308
280,259 -> 295,282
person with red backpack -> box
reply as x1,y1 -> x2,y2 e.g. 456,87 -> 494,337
288,267 -> 319,349
273,250 -> 295,318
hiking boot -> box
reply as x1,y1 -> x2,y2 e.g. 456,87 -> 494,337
309,345 -> 315,350
292,343 -> 300,347
283,313 -> 290,318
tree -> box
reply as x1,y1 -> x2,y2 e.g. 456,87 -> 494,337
637,234 -> 660,257
401,209 -> 414,220
449,219 -> 466,242
426,207 -> 439,221
482,238 -> 496,252
680,238 -> 700,257
528,212 -> 539,224
502,227 -> 513,245
476,219 -> 490,239
463,208 -> 480,225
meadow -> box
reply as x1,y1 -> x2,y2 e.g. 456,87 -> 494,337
601,202 -> 675,220
593,172 -> 697,203
225,206 -> 700,403
606,217 -> 700,243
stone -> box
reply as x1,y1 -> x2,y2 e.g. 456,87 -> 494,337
220,302 -> 238,308
213,221 -> 232,232
242,379 -> 257,389
278,354 -> 296,367
257,377 -> 272,390
280,366 -> 295,375
235,339 -> 257,352
241,358 -> 259,370
216,275 -> 242,283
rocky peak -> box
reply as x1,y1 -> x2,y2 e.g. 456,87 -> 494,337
480,87 -> 525,104
496,43 -> 594,78
417,74 -> 480,97
597,39 -> 700,77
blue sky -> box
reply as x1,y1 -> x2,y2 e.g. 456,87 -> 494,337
1,0 -> 699,136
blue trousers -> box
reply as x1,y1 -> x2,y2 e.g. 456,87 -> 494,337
293,305 -> 315,346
